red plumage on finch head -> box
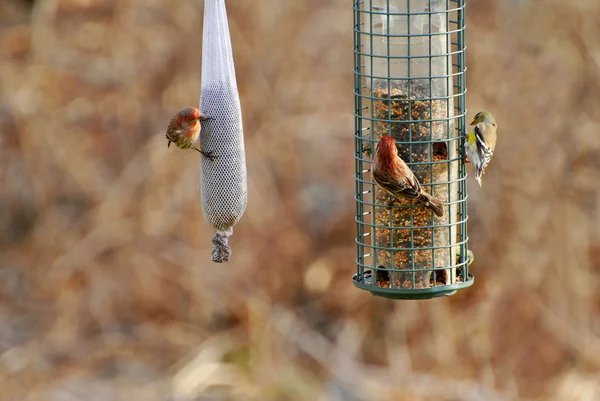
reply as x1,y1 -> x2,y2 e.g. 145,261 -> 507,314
165,107 -> 216,160
372,136 -> 444,217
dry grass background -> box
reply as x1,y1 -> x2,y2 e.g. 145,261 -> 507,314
1,0 -> 599,400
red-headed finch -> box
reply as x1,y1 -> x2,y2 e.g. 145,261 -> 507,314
165,107 -> 215,160
372,136 -> 444,217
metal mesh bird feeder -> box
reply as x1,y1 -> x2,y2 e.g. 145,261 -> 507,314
352,0 -> 474,299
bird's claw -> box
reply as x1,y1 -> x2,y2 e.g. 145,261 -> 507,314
386,198 -> 396,210
200,150 -> 217,161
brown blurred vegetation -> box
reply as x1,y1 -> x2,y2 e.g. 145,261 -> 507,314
1,0 -> 600,400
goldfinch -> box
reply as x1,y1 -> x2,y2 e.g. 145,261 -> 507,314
465,111 -> 497,187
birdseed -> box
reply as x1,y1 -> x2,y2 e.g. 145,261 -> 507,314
364,81 -> 459,289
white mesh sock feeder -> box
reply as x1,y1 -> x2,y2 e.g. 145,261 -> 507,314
200,0 -> 247,263
352,0 -> 474,299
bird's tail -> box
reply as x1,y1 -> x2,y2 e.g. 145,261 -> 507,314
418,192 -> 445,217
475,166 -> 484,187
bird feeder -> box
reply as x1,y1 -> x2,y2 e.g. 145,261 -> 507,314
352,0 -> 474,299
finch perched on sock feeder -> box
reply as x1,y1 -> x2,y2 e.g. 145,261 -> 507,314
165,107 -> 216,161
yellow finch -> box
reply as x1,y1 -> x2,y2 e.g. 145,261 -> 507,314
166,107 -> 215,160
372,136 -> 444,217
465,111 -> 497,187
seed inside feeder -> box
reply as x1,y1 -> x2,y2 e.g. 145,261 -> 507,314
367,81 -> 457,289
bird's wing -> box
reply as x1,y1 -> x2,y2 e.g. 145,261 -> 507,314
481,123 -> 497,151
474,124 -> 495,169
165,117 -> 182,141
374,162 -> 421,200
395,158 -> 423,197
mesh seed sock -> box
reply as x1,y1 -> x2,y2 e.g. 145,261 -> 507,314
199,0 -> 247,263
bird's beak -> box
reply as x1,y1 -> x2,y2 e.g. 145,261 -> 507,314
198,116 -> 212,122
469,119 -> 476,126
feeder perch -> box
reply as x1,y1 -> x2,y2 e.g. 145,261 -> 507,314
352,0 -> 474,299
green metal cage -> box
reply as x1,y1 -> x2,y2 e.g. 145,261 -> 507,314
352,0 -> 474,299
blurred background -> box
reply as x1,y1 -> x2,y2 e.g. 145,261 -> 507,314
1,0 -> 599,400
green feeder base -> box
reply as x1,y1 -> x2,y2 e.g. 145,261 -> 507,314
352,272 -> 474,300
352,250 -> 475,300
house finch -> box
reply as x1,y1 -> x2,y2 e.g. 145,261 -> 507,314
464,111 -> 497,187
372,136 -> 444,217
165,107 -> 216,160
